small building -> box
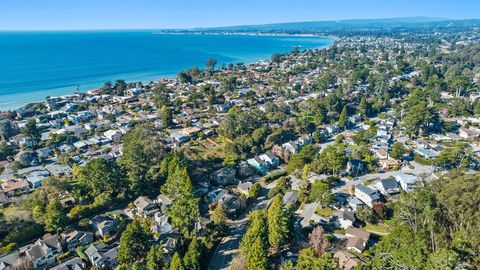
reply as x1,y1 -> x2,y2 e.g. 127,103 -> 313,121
25,235 -> 63,269
85,243 -> 118,270
237,181 -> 253,196
247,157 -> 269,174
345,227 -> 371,253
394,173 -> 419,193
373,178 -> 400,195
50,257 -> 87,270
354,184 -> 381,208
333,210 -> 356,229
133,196 -> 159,217
334,251 -> 363,270
90,214 -> 118,237
211,167 -> 238,186
104,130 -> 122,142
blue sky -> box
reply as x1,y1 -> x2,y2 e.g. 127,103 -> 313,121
1,0 -> 479,30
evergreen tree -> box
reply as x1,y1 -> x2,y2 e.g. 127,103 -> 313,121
338,105 -> 348,129
183,238 -> 202,270
118,220 -> 151,265
246,237 -> 268,270
44,198 -> 68,232
169,252 -> 184,270
146,245 -> 164,270
161,106 -> 174,128
358,97 -> 368,118
211,202 -> 227,227
267,195 -> 290,247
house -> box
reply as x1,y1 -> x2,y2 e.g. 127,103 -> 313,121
345,227 -> 371,253
155,194 -> 172,212
373,178 -> 400,195
45,164 -> 73,177
133,196 -> 159,217
247,157 -> 269,174
103,130 -> 122,142
1,180 -> 30,196
26,169 -> 50,188
153,213 -> 174,234
354,184 -> 381,208
282,142 -> 299,155
90,214 -> 118,237
334,251 -> 363,270
346,160 -> 364,175
259,152 -> 280,167
211,166 -> 238,186
415,148 -> 439,159
50,257 -> 87,270
62,229 -> 94,251
25,235 -> 63,269
326,124 -> 340,134
373,148 -> 389,159
0,251 -> 22,270
282,191 -> 299,207
333,210 -> 356,229
394,173 -> 419,193
459,127 -> 480,140
237,181 -> 253,196
379,159 -> 400,171
84,243 -> 118,270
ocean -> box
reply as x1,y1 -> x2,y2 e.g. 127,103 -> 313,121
0,31 -> 333,110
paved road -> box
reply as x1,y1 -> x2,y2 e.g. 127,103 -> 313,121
208,180 -> 277,270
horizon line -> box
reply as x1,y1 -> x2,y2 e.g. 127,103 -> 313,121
1,16 -> 478,32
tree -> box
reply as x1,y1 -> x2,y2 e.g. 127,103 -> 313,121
267,195 -> 290,247
118,220 -> 151,265
246,237 -> 268,270
146,245 -> 164,270
0,120 -> 15,140
44,198 -> 68,232
77,158 -> 126,198
169,252 -> 184,270
391,142 -> 406,160
184,238 -> 202,270
280,261 -> 294,270
297,248 -> 338,270
308,226 -> 330,256
241,210 -> 268,258
356,205 -> 377,224
338,105 -> 348,129
358,97 -> 368,118
206,58 -> 217,71
161,106 -> 174,128
120,123 -> 168,194
435,142 -> 471,169
211,202 -> 227,227
309,181 -> 334,206
21,118 -> 40,149
114,79 -> 127,96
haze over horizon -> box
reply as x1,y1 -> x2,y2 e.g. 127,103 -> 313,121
1,0 -> 479,30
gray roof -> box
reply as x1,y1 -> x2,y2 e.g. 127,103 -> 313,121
379,178 -> 398,189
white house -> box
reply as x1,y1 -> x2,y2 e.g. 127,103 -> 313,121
354,184 -> 381,208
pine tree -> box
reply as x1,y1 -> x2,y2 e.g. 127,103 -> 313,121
211,202 -> 227,227
161,105 -> 173,128
118,220 -> 151,265
146,245 -> 164,270
241,210 -> 268,253
267,195 -> 290,247
338,105 -> 348,129
169,252 -> 184,270
246,237 -> 268,270
184,238 -> 202,270
44,198 -> 68,232
359,97 -> 368,118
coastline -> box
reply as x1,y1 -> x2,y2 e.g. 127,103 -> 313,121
0,34 -> 334,112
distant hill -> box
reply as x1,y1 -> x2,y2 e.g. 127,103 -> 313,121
163,17 -> 480,34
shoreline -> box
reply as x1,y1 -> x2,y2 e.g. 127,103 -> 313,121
1,34 -> 335,112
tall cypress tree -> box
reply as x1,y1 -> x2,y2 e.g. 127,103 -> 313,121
267,195 -> 290,247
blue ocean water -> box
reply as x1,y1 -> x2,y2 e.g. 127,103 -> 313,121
0,31 -> 333,110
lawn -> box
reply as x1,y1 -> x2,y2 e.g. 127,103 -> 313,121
315,206 -> 335,217
364,223 -> 390,235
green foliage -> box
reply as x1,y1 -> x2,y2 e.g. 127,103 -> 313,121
184,237 -> 202,270
44,198 -> 68,232
241,210 -> 268,257
435,142 -> 472,169
248,183 -> 261,198
338,105 -> 348,128
161,106 -> 174,128
211,202 -> 226,226
309,181 -> 334,207
221,106 -> 266,140
161,154 -> 199,236
267,195 -> 290,247
296,248 -> 338,270
146,245 -> 164,270
246,236 -> 268,270
21,118 -> 40,149
313,143 -> 347,176
169,252 -> 184,270
117,220 -> 151,265
286,145 -> 318,173
390,142 -> 406,160
120,123 -> 168,195
77,158 -> 126,198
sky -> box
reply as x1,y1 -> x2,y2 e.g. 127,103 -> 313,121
1,0 -> 479,30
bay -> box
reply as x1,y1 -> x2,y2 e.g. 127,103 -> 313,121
0,31 -> 333,110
